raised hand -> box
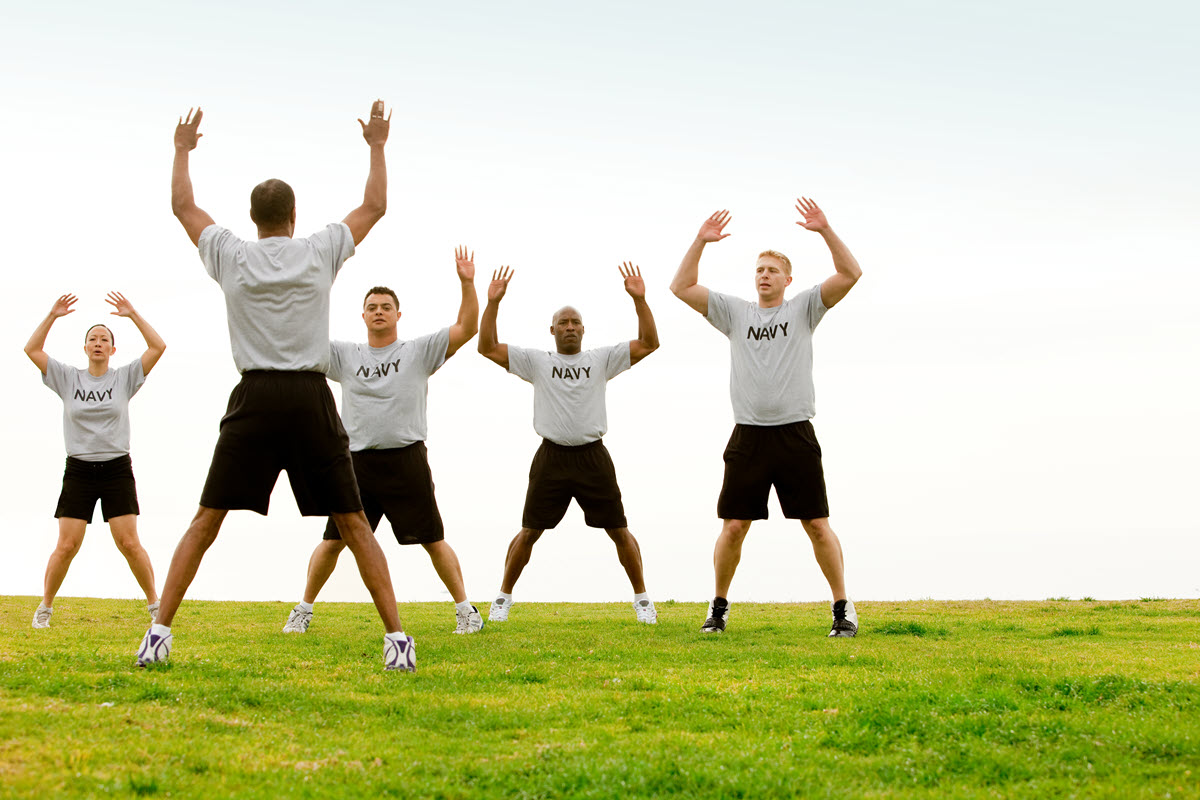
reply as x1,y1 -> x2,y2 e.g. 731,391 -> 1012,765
455,246 -> 476,282
358,99 -> 391,147
488,267 -> 514,303
50,294 -> 78,318
105,291 -> 136,318
698,210 -> 732,243
619,262 -> 645,299
795,197 -> 830,232
175,108 -> 203,151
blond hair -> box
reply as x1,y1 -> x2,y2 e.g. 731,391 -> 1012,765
757,250 -> 792,275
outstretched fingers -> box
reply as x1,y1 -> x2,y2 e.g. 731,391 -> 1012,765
618,262 -> 642,279
492,266 -> 514,283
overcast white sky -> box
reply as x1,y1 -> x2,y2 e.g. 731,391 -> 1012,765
2,1 -> 1196,609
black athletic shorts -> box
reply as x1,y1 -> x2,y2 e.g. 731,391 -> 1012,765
717,420 -> 830,521
323,443 -> 445,545
55,455 -> 139,523
522,438 -> 628,530
200,371 -> 362,516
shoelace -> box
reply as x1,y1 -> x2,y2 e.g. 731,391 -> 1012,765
831,618 -> 856,632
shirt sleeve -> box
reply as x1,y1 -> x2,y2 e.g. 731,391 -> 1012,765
705,290 -> 735,337
121,358 -> 147,399
197,224 -> 238,283
327,341 -> 350,383
506,345 -> 535,383
41,357 -> 73,398
308,223 -> 356,281
605,343 -> 633,380
805,284 -> 829,332
416,328 -> 451,376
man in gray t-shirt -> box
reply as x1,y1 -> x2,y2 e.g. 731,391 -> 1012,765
282,248 -> 484,636
478,263 -> 661,624
138,101 -> 417,673
670,198 -> 864,638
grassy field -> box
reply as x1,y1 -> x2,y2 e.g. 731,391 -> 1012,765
1,597 -> 1197,799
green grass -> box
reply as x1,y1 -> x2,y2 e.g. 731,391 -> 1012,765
2,597 -> 1199,799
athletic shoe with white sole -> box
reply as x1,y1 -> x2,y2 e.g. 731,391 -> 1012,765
701,598 -> 729,633
634,598 -> 658,624
282,604 -> 313,633
454,605 -> 485,634
829,599 -> 858,637
384,634 -> 417,672
136,628 -> 172,666
148,602 -> 160,624
32,603 -> 52,629
489,596 -> 512,622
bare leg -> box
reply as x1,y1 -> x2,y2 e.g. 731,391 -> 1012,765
107,514 -> 158,605
156,506 -> 227,627
43,518 -> 88,606
604,527 -> 647,594
713,518 -> 753,598
499,528 -> 543,594
801,517 -> 847,601
332,511 -> 402,632
302,539 -> 348,604
422,540 -> 467,604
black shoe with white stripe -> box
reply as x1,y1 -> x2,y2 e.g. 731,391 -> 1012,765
701,598 -> 729,633
829,599 -> 858,637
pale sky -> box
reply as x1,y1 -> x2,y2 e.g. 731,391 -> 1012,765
2,1 -> 1197,608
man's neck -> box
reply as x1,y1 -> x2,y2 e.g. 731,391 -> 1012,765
367,330 -> 399,348
256,227 -> 292,239
757,294 -> 786,309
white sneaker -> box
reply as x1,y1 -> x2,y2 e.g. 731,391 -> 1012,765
136,628 -> 172,666
454,605 -> 485,634
32,603 -> 52,629
384,634 -> 417,672
634,598 -> 658,624
148,602 -> 160,623
282,604 -> 313,633
489,596 -> 512,622
829,599 -> 858,637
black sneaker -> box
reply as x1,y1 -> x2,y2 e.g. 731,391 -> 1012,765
701,598 -> 729,633
829,599 -> 858,637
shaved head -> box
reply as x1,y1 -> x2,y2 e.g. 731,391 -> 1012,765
551,305 -> 582,326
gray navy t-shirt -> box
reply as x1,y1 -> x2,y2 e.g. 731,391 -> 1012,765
327,329 -> 451,451
507,344 -> 632,446
198,222 -> 355,373
706,286 -> 828,426
42,357 -> 146,461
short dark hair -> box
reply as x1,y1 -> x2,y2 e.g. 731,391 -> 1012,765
249,179 -> 296,227
85,324 -> 114,347
363,286 -> 399,308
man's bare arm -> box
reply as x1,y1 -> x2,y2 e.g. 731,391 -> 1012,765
172,108 -> 216,247
477,267 -> 513,369
621,263 -> 659,365
343,99 -> 390,246
446,246 -> 480,359
670,210 -> 730,316
106,292 -> 167,376
797,197 -> 862,309
24,294 -> 77,375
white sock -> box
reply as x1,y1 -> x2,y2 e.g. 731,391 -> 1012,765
455,601 -> 473,615
384,630 -> 407,641
151,623 -> 171,637
38,602 -> 51,610
298,601 -> 314,613
494,591 -> 513,605
634,592 -> 651,605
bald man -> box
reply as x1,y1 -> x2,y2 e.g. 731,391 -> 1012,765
477,264 -> 659,623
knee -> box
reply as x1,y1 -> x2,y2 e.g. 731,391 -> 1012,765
722,519 -> 752,541
605,527 -> 632,543
112,533 -> 143,556
516,528 -> 543,546
55,538 -> 84,559
801,518 -> 833,541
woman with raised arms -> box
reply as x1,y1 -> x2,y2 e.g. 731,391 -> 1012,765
25,292 -> 166,628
